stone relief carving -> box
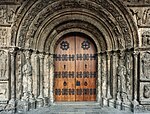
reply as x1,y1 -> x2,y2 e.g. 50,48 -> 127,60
117,61 -> 127,93
142,31 -> 150,47
130,8 -> 150,27
140,83 -> 150,104
0,5 -> 16,25
16,0 -> 132,48
0,82 -> 8,100
22,53 -> 33,100
141,52 -> 150,79
0,6 -> 6,24
142,9 -> 150,25
143,85 -> 150,99
0,27 -> 8,46
117,54 -> 130,103
0,50 -> 7,78
7,8 -> 15,24
123,0 -> 150,4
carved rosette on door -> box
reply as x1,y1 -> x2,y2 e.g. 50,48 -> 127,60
54,34 -> 97,101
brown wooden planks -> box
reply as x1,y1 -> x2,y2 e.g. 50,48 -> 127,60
54,34 -> 97,102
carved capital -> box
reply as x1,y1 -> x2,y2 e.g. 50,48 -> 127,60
39,54 -> 45,60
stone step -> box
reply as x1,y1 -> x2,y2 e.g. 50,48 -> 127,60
10,103 -> 150,114
23,105 -> 134,114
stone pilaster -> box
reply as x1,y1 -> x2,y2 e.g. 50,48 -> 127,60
97,53 -> 101,104
101,53 -> 107,106
49,54 -> 54,103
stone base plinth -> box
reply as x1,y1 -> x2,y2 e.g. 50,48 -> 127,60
36,98 -> 44,108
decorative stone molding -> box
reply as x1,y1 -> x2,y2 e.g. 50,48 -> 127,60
0,0 -> 150,113
10,0 -> 138,50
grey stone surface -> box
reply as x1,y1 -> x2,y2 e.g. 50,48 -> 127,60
0,0 -> 150,113
13,105 -> 148,114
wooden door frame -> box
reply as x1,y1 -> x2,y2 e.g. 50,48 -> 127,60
49,31 -> 101,104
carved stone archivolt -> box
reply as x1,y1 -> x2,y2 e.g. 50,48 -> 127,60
1,0 -> 150,113
10,0 -> 138,50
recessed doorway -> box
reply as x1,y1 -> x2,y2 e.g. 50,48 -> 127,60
54,33 -> 97,102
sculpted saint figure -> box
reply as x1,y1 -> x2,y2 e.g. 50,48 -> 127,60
22,58 -> 32,94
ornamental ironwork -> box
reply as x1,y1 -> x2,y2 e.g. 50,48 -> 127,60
81,41 -> 90,50
60,41 -> 69,50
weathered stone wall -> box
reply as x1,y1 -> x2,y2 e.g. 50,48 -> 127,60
0,0 -> 149,113
123,0 -> 150,111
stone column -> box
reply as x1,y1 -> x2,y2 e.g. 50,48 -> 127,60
109,51 -> 115,106
133,51 -> 139,109
6,47 -> 17,113
106,52 -> 112,106
113,52 -> 119,108
37,54 -> 45,107
101,53 -> 107,105
97,53 -> 101,104
116,51 -> 123,109
43,54 -> 50,106
49,54 -> 54,103
34,52 -> 40,98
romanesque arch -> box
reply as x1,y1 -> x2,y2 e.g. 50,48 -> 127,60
0,0 -> 143,113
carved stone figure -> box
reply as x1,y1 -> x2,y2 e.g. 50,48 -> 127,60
0,28 -> 7,46
7,9 -> 15,23
143,85 -> 150,99
0,87 -> 7,98
117,60 -> 128,102
117,61 -> 127,93
0,7 -> 6,24
141,52 -> 150,79
22,57 -> 32,96
0,82 -> 8,100
142,31 -> 150,46
0,51 -> 7,78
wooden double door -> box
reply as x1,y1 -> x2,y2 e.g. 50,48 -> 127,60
54,35 -> 97,101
